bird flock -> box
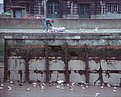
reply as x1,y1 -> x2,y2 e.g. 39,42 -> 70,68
0,79 -> 119,97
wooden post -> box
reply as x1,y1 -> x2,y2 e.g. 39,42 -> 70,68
4,39 -> 8,81
120,78 -> 121,87
64,42 -> 69,83
84,44 -> 89,84
25,47 -> 30,82
45,43 -> 49,83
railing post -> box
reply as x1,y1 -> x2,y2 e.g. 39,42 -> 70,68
45,43 -> 49,83
84,44 -> 90,84
64,42 -> 69,83
25,47 -> 30,82
4,39 -> 8,81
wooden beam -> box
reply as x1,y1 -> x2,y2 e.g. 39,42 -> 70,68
45,43 -> 50,83
4,39 -> 8,81
25,48 -> 30,82
84,44 -> 90,84
64,42 -> 70,83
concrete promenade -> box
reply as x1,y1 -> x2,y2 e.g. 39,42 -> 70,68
0,28 -> 121,40
0,81 -> 121,97
1,28 -> 121,97
0,82 -> 121,97
0,28 -> 121,33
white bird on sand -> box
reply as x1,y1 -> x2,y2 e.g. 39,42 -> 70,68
72,82 -> 75,86
41,85 -> 45,90
86,85 -> 89,88
57,80 -> 64,84
113,87 -> 116,89
10,81 -> 14,84
79,28 -> 85,31
113,89 -> 117,92
70,87 -> 74,91
61,86 -> 64,90
101,86 -> 104,89
42,83 -> 46,86
33,82 -> 37,87
95,93 -> 101,97
113,87 -> 117,92
82,87 -> 85,90
107,84 -> 111,87
95,26 -> 99,32
8,86 -> 12,91
27,88 -> 30,91
80,84 -> 83,87
67,84 -> 70,87
56,85 -> 61,89
1,84 -> 4,87
81,81 -> 86,85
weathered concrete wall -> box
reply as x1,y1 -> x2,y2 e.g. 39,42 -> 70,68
1,32 -> 121,85
0,18 -> 44,29
7,57 -> 121,86
1,18 -> 121,29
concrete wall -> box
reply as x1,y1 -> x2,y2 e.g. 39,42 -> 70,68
1,18 -> 121,29
6,56 -> 121,86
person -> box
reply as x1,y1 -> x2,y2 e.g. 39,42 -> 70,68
18,70 -> 22,83
94,62 -> 104,85
43,18 -> 54,32
105,69 -> 111,78
7,70 -> 11,81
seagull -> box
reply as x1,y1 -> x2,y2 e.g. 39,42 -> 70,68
72,82 -> 75,86
33,82 -> 37,87
79,28 -> 83,31
107,84 -> 111,87
95,26 -> 99,32
81,81 -> 86,85
113,89 -> 117,92
56,85 -> 61,89
113,87 -> 117,92
42,83 -> 46,87
10,81 -> 15,84
8,86 -> 12,91
27,88 -> 30,91
113,87 -> 116,89
86,85 -> 89,88
10,81 -> 13,84
101,86 -> 104,89
37,79 -> 41,83
80,84 -> 83,87
82,87 -> 85,90
61,86 -> 64,90
95,93 -> 101,97
41,84 -> 45,90
1,83 -> 4,87
67,84 -> 70,87
57,80 -> 64,84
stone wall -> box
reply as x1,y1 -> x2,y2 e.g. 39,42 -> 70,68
1,18 -> 121,29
